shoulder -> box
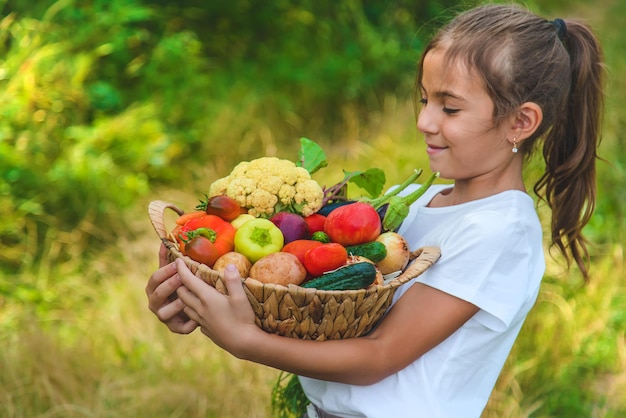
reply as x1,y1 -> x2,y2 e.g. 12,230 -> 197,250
463,189 -> 537,224
439,191 -> 540,243
412,191 -> 544,285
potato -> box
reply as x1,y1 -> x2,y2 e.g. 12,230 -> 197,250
249,252 -> 307,286
212,252 -> 252,278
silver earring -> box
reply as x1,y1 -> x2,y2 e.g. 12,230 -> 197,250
512,138 -> 518,153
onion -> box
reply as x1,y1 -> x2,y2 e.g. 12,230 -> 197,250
375,232 -> 410,275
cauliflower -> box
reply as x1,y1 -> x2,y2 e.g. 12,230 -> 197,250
208,156 -> 324,218
294,180 -> 323,213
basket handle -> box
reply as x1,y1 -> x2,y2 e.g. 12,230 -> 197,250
148,200 -> 185,246
392,246 -> 441,286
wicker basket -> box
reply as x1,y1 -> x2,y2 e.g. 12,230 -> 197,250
148,200 -> 440,340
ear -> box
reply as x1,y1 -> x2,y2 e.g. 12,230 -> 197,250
509,102 -> 543,143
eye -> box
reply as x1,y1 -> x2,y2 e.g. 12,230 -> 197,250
419,97 -> 428,105
443,106 -> 460,115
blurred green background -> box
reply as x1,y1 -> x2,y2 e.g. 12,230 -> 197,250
0,0 -> 624,417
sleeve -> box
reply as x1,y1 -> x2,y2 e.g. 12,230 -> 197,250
415,210 -> 538,332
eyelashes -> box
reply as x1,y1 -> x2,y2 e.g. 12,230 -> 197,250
419,97 -> 460,115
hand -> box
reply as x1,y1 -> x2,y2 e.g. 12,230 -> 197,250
176,259 -> 261,356
145,244 -> 199,334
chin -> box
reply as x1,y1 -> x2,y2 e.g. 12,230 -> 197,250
428,163 -> 446,178
430,167 -> 454,181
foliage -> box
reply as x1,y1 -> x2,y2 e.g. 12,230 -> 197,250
0,2 -> 166,272
271,372 -> 309,418
0,0 -> 625,417
0,0 -> 473,273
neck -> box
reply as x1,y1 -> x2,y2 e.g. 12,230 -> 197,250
430,160 -> 526,207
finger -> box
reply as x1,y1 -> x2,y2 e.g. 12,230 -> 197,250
175,258 -> 212,295
222,264 -> 247,302
146,261 -> 177,296
176,283 -> 202,308
164,309 -> 199,335
182,304 -> 201,324
158,243 -> 170,268
174,318 -> 200,335
155,296 -> 187,322
147,273 -> 183,313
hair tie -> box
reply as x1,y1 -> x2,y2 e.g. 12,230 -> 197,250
552,18 -> 567,41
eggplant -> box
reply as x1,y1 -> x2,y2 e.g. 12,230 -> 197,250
317,200 -> 356,216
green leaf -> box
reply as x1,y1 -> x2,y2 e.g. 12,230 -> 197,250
346,168 -> 386,197
297,137 -> 328,174
271,371 -> 309,418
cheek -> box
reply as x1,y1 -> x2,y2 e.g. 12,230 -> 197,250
440,124 -> 473,149
444,117 -> 502,148
440,125 -> 502,167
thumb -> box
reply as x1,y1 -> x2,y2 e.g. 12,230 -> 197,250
222,264 -> 246,300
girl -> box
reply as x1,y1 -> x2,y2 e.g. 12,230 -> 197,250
146,4 -> 604,417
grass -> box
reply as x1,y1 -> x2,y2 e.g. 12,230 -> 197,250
1,225 -> 278,418
1,0 -> 625,416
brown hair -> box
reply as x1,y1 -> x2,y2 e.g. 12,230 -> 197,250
416,4 -> 605,280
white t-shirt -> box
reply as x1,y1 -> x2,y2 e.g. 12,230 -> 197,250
299,184 -> 545,418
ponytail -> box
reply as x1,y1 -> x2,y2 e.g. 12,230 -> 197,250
533,20 -> 605,281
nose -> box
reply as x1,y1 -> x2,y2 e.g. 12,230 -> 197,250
416,105 -> 437,135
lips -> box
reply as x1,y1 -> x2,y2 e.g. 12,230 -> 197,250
426,143 -> 447,156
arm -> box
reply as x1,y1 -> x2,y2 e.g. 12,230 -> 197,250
176,258 -> 479,385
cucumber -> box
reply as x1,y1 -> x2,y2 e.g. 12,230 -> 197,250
345,241 -> 387,263
301,262 -> 377,290
311,231 -> 331,243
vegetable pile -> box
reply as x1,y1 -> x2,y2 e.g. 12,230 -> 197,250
171,138 -> 439,290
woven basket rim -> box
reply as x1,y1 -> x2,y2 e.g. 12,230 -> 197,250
166,237 -> 439,294
149,199 -> 441,339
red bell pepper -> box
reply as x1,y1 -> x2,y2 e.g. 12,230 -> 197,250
175,214 -> 236,266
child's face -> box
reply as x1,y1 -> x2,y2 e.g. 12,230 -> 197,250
417,49 -> 512,182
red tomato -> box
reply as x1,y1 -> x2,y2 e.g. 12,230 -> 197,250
303,243 -> 348,277
185,236 -> 220,266
324,202 -> 381,246
303,213 -> 327,235
282,240 -> 323,266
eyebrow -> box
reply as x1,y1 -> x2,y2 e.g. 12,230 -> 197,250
419,84 -> 466,101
